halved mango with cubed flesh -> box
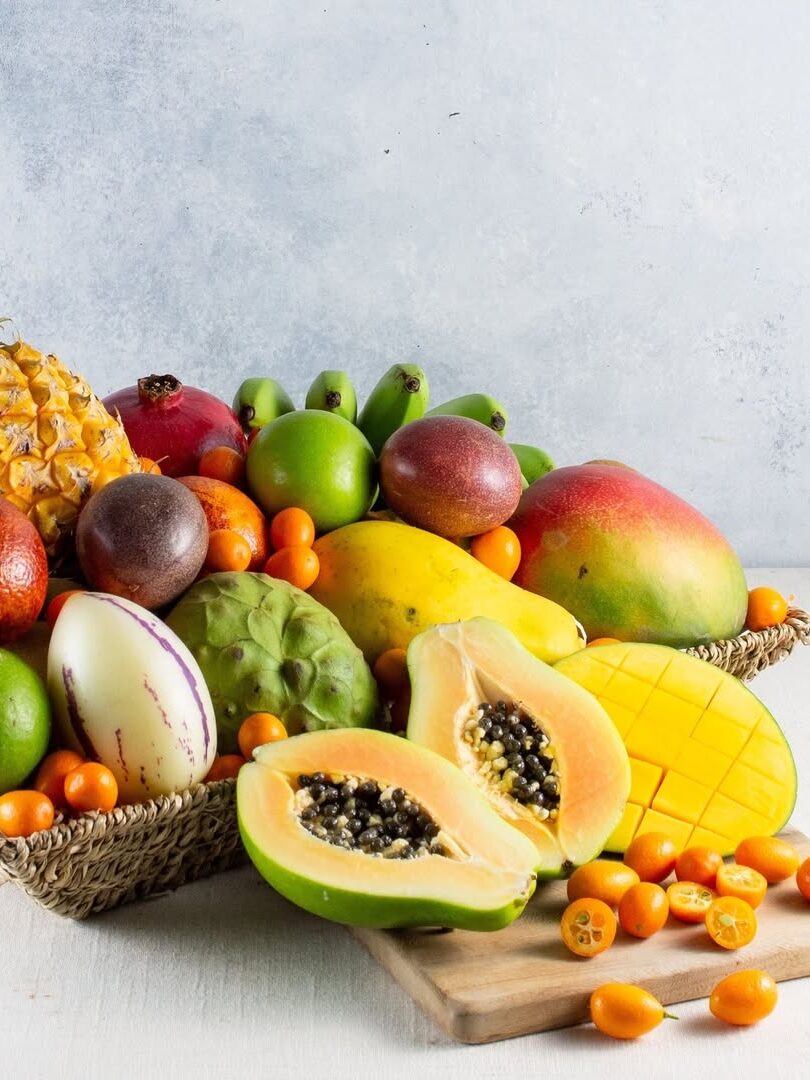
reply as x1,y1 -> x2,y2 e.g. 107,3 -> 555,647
555,643 -> 796,855
237,729 -> 538,930
406,619 -> 630,876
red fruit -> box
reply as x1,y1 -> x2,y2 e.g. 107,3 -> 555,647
104,375 -> 247,478
379,416 -> 522,538
0,500 -> 48,644
510,464 -> 747,648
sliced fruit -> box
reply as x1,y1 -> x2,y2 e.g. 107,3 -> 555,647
555,643 -> 796,854
406,619 -> 629,875
560,898 -> 617,957
667,880 -> 717,923
715,863 -> 767,908
705,896 -> 757,950
237,729 -> 538,930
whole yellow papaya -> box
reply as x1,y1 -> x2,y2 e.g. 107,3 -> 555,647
310,520 -> 584,663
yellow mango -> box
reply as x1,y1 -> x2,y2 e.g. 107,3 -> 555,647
556,642 -> 796,855
310,520 -> 584,664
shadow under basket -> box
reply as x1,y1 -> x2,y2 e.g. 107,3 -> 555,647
2,608 -> 809,920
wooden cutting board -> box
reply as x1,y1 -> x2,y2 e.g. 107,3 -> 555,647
351,828 -> 810,1044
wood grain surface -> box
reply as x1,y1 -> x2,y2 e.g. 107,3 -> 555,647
352,828 -> 810,1044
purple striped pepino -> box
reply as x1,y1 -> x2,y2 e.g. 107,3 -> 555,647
47,592 -> 217,803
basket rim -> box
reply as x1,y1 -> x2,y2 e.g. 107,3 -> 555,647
0,776 -> 237,860
685,604 -> 810,658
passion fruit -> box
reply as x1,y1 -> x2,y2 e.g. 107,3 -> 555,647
76,474 -> 208,610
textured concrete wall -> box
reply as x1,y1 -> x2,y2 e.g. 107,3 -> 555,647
2,1 -> 809,564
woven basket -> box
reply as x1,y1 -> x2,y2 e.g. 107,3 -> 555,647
0,778 -> 244,919
2,608 -> 808,920
685,606 -> 810,681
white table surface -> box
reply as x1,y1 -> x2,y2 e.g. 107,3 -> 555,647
3,568 -> 809,1080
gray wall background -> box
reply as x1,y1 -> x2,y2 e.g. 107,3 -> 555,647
2,1 -> 809,564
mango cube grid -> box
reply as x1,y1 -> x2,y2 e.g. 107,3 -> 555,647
556,644 -> 795,854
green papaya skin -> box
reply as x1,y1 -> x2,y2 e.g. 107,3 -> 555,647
426,393 -> 508,435
510,443 -> 555,484
233,377 -> 295,431
305,370 -> 358,424
237,731 -> 539,930
357,364 -> 429,456
239,820 -> 535,931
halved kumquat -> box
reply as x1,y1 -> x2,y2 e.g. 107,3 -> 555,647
705,895 -> 757,950
560,898 -> 617,958
666,881 -> 717,923
715,862 -> 767,908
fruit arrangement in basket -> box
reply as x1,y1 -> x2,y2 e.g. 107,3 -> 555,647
0,324 -> 808,936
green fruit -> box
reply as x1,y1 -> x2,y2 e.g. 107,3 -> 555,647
0,649 -> 52,794
237,728 -> 538,929
166,572 -> 379,753
246,410 -> 377,532
426,393 -> 508,435
233,377 -> 295,431
407,619 -> 629,876
305,370 -> 358,423
357,363 -> 429,456
509,443 -> 555,484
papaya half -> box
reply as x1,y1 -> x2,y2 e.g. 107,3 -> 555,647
406,619 -> 630,877
237,729 -> 538,930
555,642 -> 796,854
309,520 -> 584,664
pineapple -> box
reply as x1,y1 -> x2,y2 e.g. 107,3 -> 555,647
0,325 -> 140,556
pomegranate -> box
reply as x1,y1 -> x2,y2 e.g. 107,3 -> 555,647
104,375 -> 247,478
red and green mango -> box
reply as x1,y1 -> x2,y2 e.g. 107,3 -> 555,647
510,464 -> 748,648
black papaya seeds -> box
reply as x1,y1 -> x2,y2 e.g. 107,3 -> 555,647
463,700 -> 561,820
294,773 -> 448,859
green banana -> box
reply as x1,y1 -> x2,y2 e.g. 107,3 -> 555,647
425,393 -> 508,435
357,363 -> 429,455
233,377 -> 295,431
510,443 -> 555,485
305,370 -> 358,423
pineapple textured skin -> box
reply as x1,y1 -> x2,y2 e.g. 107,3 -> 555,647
0,338 -> 141,556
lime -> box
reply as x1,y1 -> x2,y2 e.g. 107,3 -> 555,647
246,410 -> 377,532
0,648 -> 52,794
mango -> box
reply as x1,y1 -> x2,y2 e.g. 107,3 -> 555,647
309,520 -> 584,664
555,642 -> 796,854
511,464 -> 748,647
